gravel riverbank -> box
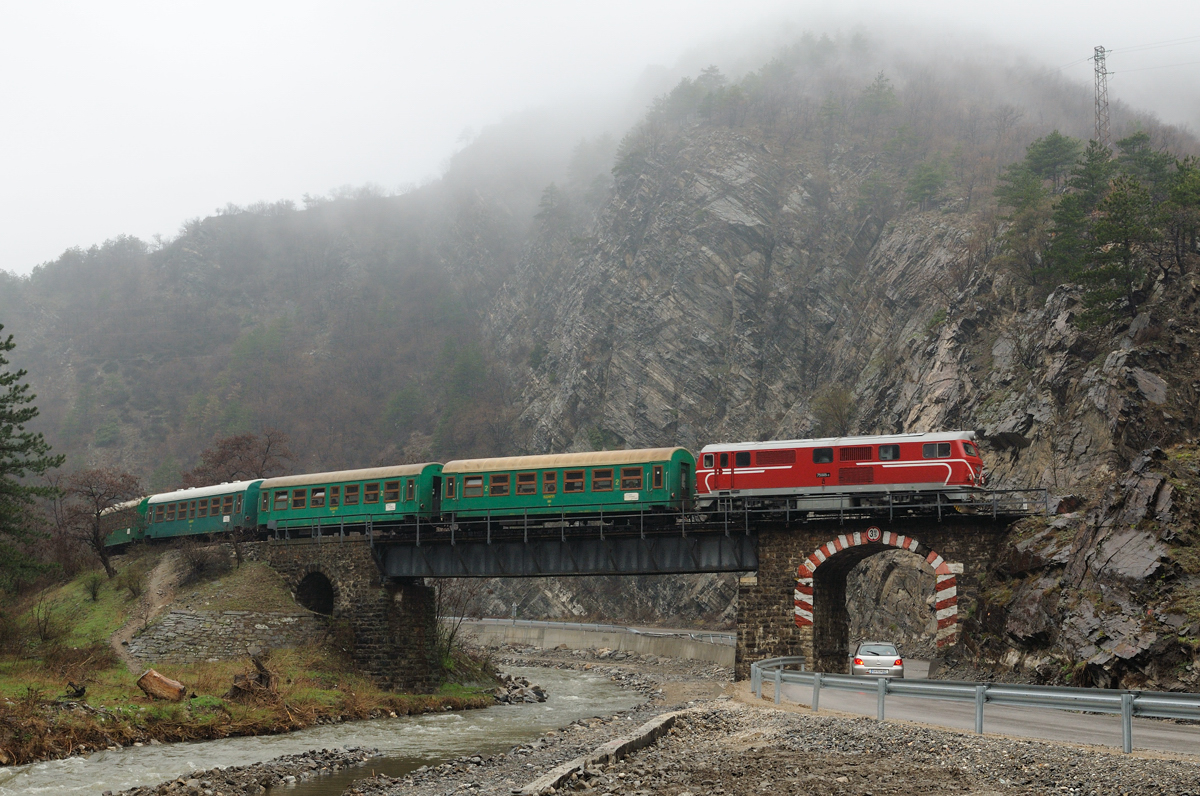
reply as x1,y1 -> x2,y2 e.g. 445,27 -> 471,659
107,646 -> 1200,795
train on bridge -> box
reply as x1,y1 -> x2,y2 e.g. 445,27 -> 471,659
103,431 -> 989,547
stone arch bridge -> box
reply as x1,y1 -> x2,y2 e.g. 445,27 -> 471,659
255,513 -> 1019,688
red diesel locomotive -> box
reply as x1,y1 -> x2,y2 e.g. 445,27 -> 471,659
695,431 -> 985,509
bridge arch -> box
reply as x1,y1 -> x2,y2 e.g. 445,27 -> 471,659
295,569 -> 337,615
794,527 -> 958,672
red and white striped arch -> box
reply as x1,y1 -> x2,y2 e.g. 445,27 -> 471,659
794,527 -> 958,647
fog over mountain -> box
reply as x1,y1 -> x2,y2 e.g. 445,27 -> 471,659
2,0 -> 1197,276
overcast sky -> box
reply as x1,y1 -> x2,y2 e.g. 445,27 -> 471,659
2,0 -> 1197,276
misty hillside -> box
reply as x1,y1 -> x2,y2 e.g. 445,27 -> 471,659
5,30 -> 1200,687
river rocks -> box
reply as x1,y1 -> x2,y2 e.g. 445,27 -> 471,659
106,747 -> 380,796
494,674 -> 548,704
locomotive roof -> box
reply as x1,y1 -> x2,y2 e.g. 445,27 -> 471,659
699,431 -> 976,453
261,463 -> 439,489
148,480 -> 262,504
443,448 -> 689,474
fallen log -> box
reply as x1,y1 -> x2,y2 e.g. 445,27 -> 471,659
136,669 -> 187,702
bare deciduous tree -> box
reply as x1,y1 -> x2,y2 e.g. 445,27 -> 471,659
55,468 -> 142,578
182,429 -> 293,487
811,385 -> 858,437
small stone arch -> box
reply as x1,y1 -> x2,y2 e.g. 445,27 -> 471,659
295,570 -> 336,615
794,527 -> 958,665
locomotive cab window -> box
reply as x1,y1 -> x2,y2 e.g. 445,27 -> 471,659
445,477 -> 456,499
311,489 -> 326,508
345,485 -> 360,505
330,486 -> 340,507
274,490 -> 289,510
879,445 -> 900,460
564,470 -> 585,492
490,474 -> 510,496
542,472 -> 557,494
292,490 -> 306,510
652,465 -> 664,489
516,472 -> 537,495
923,442 -> 952,458
963,442 -> 979,457
384,481 -> 400,501
734,452 -> 751,467
463,476 -> 484,497
813,448 -> 834,464
364,483 -> 380,503
703,453 -> 714,468
592,469 -> 613,491
621,467 -> 643,490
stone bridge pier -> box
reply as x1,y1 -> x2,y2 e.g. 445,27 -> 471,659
255,538 -> 440,692
736,518 -> 1011,678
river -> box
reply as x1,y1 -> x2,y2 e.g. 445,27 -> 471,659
0,668 -> 640,796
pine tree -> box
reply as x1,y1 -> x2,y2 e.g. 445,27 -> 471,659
0,323 -> 65,587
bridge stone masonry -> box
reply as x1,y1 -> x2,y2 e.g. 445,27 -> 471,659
245,538 -> 440,693
736,517 -> 1012,678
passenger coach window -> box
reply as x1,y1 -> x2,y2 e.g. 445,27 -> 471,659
923,443 -> 952,458
445,478 -> 456,499
813,448 -> 834,464
364,483 -> 380,503
166,504 -> 176,521
464,476 -> 484,497
292,490 -> 306,509
542,472 -> 557,494
517,473 -> 537,495
345,485 -> 360,505
734,452 -> 751,467
330,486 -> 340,506
189,501 -> 197,519
155,506 -> 165,522
490,474 -> 510,496
879,445 -> 900,460
703,454 -> 714,468
311,489 -> 326,508
564,470 -> 584,492
592,469 -> 613,491
384,481 -> 400,501
274,490 -> 289,510
198,500 -> 208,518
652,466 -> 664,489
621,467 -> 643,490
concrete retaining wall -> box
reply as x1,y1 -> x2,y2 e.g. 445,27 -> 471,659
459,620 -> 734,667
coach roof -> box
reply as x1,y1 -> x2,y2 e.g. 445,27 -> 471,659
443,448 -> 689,474
261,463 -> 440,489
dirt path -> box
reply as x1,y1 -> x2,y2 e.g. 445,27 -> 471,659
110,551 -> 182,673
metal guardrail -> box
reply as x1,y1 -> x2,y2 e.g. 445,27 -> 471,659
456,617 -> 737,646
750,657 -> 1200,754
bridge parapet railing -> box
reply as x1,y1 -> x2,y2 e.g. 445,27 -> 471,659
749,658 -> 1200,754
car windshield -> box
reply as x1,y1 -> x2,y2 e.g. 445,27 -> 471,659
858,644 -> 898,656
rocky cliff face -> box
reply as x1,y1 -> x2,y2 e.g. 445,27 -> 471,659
485,120 -> 1200,685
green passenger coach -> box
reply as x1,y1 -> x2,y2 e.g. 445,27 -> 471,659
102,497 -> 150,547
440,447 -> 695,520
257,463 -> 443,534
144,480 -> 263,541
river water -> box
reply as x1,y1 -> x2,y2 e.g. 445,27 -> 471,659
0,668 -> 640,796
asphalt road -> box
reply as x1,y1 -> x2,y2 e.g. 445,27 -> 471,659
775,677 -> 1200,757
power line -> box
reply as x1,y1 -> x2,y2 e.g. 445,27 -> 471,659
1110,34 -> 1200,56
1112,59 -> 1200,75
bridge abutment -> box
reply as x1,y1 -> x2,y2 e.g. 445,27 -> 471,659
253,538 -> 440,692
735,518 -> 1010,679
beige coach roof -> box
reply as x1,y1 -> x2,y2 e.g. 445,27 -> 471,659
443,448 -> 688,474
261,463 -> 438,489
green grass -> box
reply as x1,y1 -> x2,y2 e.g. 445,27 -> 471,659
183,562 -> 298,612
